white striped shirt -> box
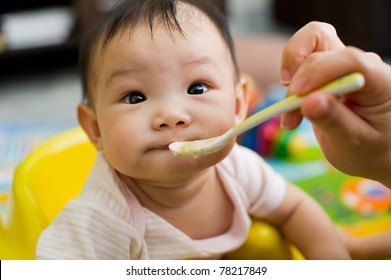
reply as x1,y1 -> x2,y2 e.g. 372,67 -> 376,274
36,144 -> 286,259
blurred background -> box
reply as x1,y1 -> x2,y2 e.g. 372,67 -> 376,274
1,0 -> 391,125
1,0 -> 390,124
1,0 -> 391,222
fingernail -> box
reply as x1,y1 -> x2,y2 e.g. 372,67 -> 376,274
309,94 -> 330,119
291,77 -> 307,94
280,114 -> 290,130
280,68 -> 291,85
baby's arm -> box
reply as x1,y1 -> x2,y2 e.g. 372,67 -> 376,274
265,182 -> 350,259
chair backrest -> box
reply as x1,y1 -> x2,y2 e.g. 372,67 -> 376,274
0,128 -> 96,259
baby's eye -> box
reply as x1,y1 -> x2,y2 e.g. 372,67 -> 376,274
124,92 -> 146,104
187,83 -> 209,95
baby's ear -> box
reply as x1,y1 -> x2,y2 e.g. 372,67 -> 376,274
77,104 -> 103,150
234,77 -> 249,124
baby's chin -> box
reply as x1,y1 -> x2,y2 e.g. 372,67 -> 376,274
123,141 -> 236,184
169,140 -> 236,179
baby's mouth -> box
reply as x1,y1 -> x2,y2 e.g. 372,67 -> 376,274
150,137 -> 200,152
151,142 -> 173,151
157,144 -> 170,150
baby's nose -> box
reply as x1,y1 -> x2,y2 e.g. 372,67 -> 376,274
152,108 -> 191,129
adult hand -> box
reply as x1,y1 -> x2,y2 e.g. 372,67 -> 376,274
280,22 -> 391,187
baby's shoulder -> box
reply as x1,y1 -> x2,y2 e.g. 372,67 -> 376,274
77,179 -> 136,226
37,195 -> 143,259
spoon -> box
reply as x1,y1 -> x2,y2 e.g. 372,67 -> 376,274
169,72 -> 365,158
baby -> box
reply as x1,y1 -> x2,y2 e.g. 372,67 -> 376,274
36,0 -> 389,259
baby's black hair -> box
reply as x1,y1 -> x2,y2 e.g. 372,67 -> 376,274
79,0 -> 239,105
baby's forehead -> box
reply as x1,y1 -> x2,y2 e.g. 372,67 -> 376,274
83,1 -> 238,104
94,8 -> 222,64
106,4 -> 215,42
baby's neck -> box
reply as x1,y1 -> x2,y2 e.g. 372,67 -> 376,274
119,166 -> 233,239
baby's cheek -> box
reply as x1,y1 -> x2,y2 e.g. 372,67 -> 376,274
101,133 -> 136,169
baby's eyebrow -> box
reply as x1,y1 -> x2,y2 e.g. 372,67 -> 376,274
105,65 -> 146,87
105,56 -> 215,87
106,65 -> 146,85
181,56 -> 214,67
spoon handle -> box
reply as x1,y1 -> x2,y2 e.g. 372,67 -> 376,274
231,72 -> 365,137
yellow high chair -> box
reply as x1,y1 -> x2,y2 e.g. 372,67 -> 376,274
0,128 -> 95,259
0,127 -> 301,260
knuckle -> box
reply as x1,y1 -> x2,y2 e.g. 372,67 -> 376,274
345,47 -> 382,71
306,21 -> 337,37
302,51 -> 322,65
364,51 -> 382,63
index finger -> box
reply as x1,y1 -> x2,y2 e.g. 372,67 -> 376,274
280,21 -> 346,85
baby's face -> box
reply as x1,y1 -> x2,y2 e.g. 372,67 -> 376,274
84,8 -> 247,183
